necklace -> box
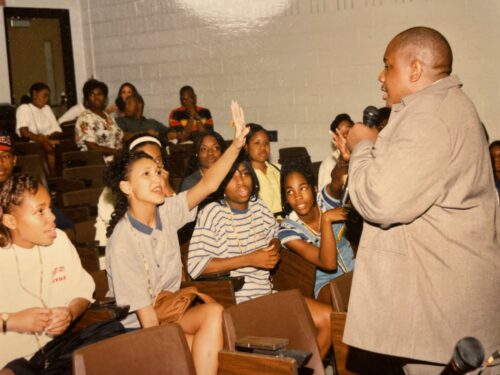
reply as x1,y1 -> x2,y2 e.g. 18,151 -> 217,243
13,245 -> 47,308
13,245 -> 49,368
225,201 -> 255,254
300,206 -> 322,236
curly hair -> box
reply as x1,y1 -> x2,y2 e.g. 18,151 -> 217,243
82,79 -> 109,105
104,151 -> 152,238
0,174 -> 39,247
114,82 -> 139,113
213,152 -> 259,204
280,160 -> 316,216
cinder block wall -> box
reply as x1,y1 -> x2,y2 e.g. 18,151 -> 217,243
81,0 -> 500,161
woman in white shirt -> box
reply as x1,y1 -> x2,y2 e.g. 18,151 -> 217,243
15,82 -> 62,175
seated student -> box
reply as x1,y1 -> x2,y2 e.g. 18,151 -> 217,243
75,79 -> 123,162
179,131 -> 227,192
244,123 -> 282,217
110,82 -> 139,118
94,133 -> 175,246
188,155 -> 332,358
15,82 -> 62,176
169,86 -> 214,141
104,102 -> 249,375
116,94 -> 167,142
278,161 -> 355,297
0,174 -> 94,371
317,113 -> 353,190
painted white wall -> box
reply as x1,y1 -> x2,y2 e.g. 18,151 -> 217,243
78,0 -> 500,161
0,0 -> 87,104
3,0 -> 499,161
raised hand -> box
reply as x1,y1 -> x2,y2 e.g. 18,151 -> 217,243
231,100 -> 250,149
331,129 -> 351,162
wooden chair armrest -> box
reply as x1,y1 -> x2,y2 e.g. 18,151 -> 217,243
218,350 -> 297,375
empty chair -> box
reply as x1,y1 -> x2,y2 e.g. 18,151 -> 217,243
62,165 -> 106,188
222,289 -> 325,375
74,218 -> 98,245
278,147 -> 311,166
73,324 -> 196,375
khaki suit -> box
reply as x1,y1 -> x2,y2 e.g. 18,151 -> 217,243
344,75 -> 500,364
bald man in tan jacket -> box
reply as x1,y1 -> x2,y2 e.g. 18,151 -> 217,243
343,27 -> 500,374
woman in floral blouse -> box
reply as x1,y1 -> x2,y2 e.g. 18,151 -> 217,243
75,79 -> 123,161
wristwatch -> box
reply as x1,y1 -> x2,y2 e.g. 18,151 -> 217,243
1,313 -> 8,334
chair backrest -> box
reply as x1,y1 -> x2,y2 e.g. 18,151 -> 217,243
62,165 -> 106,188
61,187 -> 103,207
271,246 -> 316,297
14,154 -> 49,189
61,150 -> 105,168
222,289 -> 325,375
330,271 -> 353,312
74,218 -> 98,244
90,270 -> 109,300
278,147 -> 311,166
73,324 -> 196,375
316,271 -> 353,312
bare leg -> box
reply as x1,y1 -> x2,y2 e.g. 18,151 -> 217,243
178,302 -> 224,375
305,297 -> 332,358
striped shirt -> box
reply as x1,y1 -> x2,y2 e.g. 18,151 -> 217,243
188,199 -> 278,303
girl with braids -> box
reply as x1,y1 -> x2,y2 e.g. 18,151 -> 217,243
0,175 -> 94,369
94,133 -> 175,245
187,155 -> 333,359
104,102 -> 249,375
277,161 -> 355,297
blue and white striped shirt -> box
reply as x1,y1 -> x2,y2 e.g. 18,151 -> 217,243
188,199 -> 278,303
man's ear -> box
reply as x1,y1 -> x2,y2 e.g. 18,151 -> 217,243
409,59 -> 423,82
119,180 -> 132,196
2,213 -> 16,230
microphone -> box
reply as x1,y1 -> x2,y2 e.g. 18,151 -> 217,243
441,337 -> 485,375
340,106 -> 379,207
362,105 -> 380,128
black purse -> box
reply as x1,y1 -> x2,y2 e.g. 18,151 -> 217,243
5,318 -> 126,375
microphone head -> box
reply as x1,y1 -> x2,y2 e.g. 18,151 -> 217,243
450,337 -> 485,373
362,106 -> 379,128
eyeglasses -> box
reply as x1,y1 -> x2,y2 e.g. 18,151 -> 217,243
0,153 -> 14,160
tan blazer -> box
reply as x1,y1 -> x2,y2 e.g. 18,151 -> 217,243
343,75 -> 500,363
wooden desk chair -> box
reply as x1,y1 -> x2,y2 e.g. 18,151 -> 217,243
14,154 -> 49,190
62,165 -> 106,188
222,289 -> 325,375
61,187 -> 103,208
13,141 -> 50,176
218,350 -> 297,375
278,147 -> 312,166
61,150 -> 105,168
271,246 -> 316,298
316,271 -> 353,312
73,324 -> 195,375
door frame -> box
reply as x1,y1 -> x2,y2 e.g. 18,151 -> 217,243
3,7 -> 77,106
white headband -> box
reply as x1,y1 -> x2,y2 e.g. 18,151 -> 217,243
129,136 -> 162,151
